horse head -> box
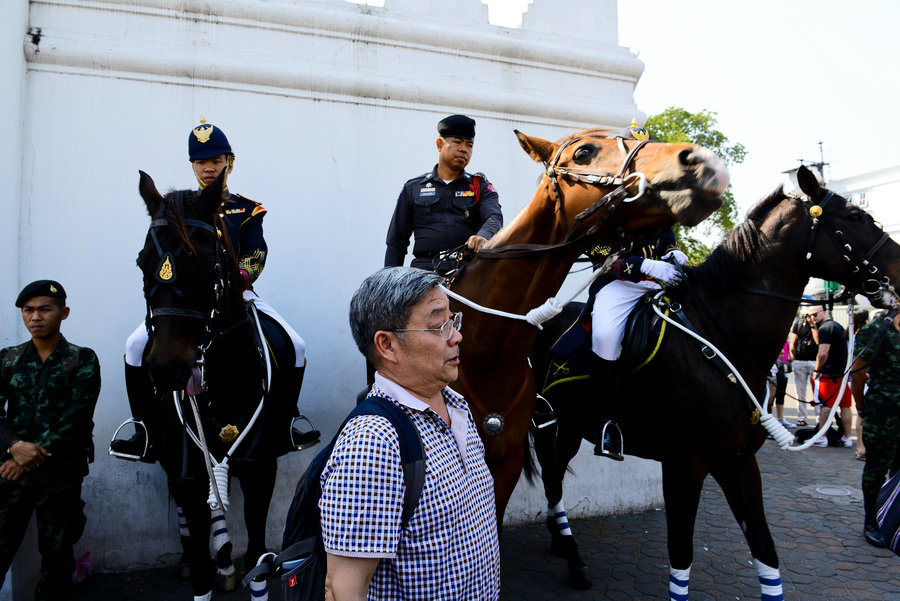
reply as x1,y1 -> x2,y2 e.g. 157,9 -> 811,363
504,128 -> 729,248
791,165 -> 900,308
136,170 -> 237,391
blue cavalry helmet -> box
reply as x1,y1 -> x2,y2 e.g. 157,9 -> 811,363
188,122 -> 233,161
621,118 -> 651,142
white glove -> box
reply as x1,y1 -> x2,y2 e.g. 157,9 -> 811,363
661,249 -> 689,265
640,258 -> 682,285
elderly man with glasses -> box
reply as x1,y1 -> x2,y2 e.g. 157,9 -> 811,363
319,267 -> 500,601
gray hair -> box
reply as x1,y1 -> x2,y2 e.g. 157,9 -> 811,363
349,267 -> 443,362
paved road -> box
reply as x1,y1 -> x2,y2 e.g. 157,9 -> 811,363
68,406 -> 900,600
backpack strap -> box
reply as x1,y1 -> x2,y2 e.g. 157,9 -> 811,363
350,396 -> 425,527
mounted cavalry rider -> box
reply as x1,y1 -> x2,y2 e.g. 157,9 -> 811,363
111,121 -> 307,461
583,123 -> 688,457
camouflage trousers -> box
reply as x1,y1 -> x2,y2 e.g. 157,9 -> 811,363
0,468 -> 86,601
861,396 -> 900,524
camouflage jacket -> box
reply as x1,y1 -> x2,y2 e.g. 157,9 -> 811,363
0,336 -> 101,468
854,319 -> 900,405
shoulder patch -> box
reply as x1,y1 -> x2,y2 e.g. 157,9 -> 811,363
251,206 -> 267,217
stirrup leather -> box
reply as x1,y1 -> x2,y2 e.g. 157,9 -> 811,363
108,419 -> 150,461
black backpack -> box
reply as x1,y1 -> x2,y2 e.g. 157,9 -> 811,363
243,395 -> 425,600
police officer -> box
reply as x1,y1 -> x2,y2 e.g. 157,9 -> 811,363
1,280 -> 101,600
384,114 -> 503,269
111,122 -> 307,460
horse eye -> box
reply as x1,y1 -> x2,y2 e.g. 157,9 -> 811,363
573,146 -> 594,162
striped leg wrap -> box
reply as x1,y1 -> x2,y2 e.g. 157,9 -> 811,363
550,501 -> 572,536
249,578 -> 268,600
177,506 -> 189,537
668,565 -> 690,601
754,558 -> 784,601
211,508 -> 230,553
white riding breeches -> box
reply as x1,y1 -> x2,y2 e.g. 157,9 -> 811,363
590,279 -> 661,361
124,291 -> 306,368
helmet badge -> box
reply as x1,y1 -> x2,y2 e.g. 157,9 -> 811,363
193,124 -> 214,144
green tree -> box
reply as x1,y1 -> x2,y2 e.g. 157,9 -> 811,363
645,107 -> 747,262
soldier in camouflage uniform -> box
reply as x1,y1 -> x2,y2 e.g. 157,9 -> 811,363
851,308 -> 900,548
0,280 -> 101,600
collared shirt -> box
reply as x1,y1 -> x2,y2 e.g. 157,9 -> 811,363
319,373 -> 500,600
384,167 -> 502,269
0,336 -> 101,473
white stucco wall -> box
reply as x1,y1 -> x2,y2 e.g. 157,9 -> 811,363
5,0 -> 665,572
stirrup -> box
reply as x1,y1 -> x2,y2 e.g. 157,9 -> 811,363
594,420 -> 624,461
108,419 -> 150,461
290,415 -> 321,451
531,394 -> 557,430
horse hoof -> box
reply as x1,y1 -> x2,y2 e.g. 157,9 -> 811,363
215,564 -> 236,593
568,565 -> 592,590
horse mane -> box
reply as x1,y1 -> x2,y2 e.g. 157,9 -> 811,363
687,188 -> 785,288
161,189 -> 199,255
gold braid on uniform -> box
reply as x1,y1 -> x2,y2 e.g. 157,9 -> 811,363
240,249 -> 266,281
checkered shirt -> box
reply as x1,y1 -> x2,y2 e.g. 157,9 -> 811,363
319,374 -> 500,600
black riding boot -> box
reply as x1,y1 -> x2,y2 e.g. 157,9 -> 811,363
587,353 -> 625,461
286,363 -> 320,451
110,360 -> 159,462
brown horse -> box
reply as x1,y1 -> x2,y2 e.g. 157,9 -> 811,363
447,128 -> 730,520
528,166 -> 900,597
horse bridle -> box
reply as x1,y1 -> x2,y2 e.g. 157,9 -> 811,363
546,136 -> 648,241
142,207 -> 228,354
797,190 -> 897,303
474,136 -> 649,260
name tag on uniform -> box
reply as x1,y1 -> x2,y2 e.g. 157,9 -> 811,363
419,187 -> 436,196
455,191 -> 475,197
224,208 -> 246,215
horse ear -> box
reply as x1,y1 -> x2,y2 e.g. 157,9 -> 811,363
199,169 -> 227,218
796,165 -> 822,198
138,170 -> 164,216
515,130 -> 557,164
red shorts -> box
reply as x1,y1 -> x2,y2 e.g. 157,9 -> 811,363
814,375 -> 852,408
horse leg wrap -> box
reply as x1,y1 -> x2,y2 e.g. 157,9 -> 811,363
193,592 -> 212,601
754,558 -> 784,601
211,508 -> 231,555
668,565 -> 690,601
177,506 -> 190,537
550,501 -> 573,536
249,578 -> 269,600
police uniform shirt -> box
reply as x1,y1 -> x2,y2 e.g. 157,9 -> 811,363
220,192 -> 268,287
384,167 -> 502,268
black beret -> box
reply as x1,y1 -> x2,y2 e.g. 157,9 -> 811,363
15,280 -> 67,308
438,114 -> 476,140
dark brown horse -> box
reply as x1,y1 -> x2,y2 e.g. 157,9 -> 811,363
447,128 -> 731,520
529,166 -> 900,598
136,171 -> 301,599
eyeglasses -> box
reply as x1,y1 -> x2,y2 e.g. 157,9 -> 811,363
392,312 -> 462,340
